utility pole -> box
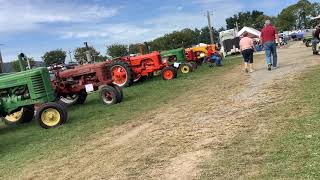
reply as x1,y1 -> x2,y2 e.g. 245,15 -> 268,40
68,50 -> 73,63
206,11 -> 214,44
0,44 -> 5,73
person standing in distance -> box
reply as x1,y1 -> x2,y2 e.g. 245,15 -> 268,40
260,20 -> 280,71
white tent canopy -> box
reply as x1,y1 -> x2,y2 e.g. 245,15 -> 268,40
311,15 -> 320,20
237,27 -> 261,38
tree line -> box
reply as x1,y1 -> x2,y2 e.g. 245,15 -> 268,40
12,0 -> 319,70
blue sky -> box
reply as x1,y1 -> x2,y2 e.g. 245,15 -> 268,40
0,0 -> 317,62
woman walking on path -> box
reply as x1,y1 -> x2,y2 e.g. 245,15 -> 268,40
239,32 -> 255,73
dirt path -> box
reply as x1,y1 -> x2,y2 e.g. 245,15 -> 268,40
19,42 -> 319,180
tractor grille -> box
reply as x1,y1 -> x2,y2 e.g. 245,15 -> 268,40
31,74 -> 46,95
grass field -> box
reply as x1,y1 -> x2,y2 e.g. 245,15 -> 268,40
199,65 -> 320,179
258,65 -> 320,179
0,57 -> 241,178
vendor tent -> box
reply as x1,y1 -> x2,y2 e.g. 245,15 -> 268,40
311,15 -> 320,20
237,27 -> 261,38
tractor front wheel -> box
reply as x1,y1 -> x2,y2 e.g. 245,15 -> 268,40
100,86 -> 118,105
109,61 -> 133,87
75,91 -> 87,104
36,102 -> 68,129
109,84 -> 123,103
161,66 -> 177,80
305,40 -> 312,47
59,91 -> 87,106
3,106 -> 34,125
59,94 -> 79,106
179,63 -> 193,74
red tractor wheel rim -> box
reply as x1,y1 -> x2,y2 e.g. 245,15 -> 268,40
112,65 -> 128,86
163,70 -> 174,80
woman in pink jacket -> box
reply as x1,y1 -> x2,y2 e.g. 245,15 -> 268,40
239,32 -> 255,73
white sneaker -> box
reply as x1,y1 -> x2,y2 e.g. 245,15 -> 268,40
273,66 -> 278,69
249,69 -> 255,73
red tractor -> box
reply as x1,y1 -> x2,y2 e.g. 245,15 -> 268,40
185,48 -> 203,65
50,62 -> 123,106
109,51 -> 177,87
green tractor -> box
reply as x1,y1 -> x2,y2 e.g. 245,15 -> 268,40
0,53 -> 68,129
160,48 -> 196,74
303,31 -> 313,47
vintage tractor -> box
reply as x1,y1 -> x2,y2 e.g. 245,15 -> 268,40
109,51 -> 177,87
185,48 -> 202,65
50,62 -> 123,106
160,48 -> 196,74
187,44 -> 217,64
0,53 -> 68,129
303,31 -> 313,47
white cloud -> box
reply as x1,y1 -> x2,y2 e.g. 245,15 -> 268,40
0,0 -> 119,33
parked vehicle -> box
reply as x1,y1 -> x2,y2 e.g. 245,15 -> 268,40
0,53 -> 68,128
109,51 -> 178,87
160,48 -> 195,74
49,62 -> 123,106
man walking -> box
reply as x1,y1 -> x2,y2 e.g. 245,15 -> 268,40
260,20 -> 280,71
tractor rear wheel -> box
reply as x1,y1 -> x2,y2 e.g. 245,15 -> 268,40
161,66 -> 177,80
179,63 -> 193,74
109,84 -> 123,103
100,86 -> 118,105
305,40 -> 312,47
3,106 -> 34,125
109,61 -> 133,87
36,102 -> 68,129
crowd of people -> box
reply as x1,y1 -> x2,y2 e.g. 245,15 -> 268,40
197,20 -> 319,73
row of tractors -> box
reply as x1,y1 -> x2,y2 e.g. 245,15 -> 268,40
0,44 -> 218,129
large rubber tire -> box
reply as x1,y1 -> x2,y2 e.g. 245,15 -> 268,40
161,66 -> 177,80
100,86 -> 118,105
305,40 -> 312,47
59,94 -> 79,106
179,63 -> 192,74
35,102 -> 68,129
75,91 -> 87,104
109,84 -> 123,103
3,106 -> 34,125
109,61 -> 133,88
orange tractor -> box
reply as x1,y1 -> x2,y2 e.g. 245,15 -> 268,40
109,51 -> 177,87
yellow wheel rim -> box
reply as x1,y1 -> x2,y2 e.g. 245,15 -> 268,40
5,108 -> 24,122
41,108 -> 61,127
181,65 -> 190,73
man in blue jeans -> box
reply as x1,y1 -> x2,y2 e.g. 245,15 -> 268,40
260,20 -> 280,71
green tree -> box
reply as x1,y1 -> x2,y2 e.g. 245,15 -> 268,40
198,27 -> 219,44
74,46 -> 100,64
95,55 -> 107,62
12,57 -> 36,72
107,44 -> 128,58
226,10 -> 273,30
276,0 -> 316,31
42,49 -> 66,66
